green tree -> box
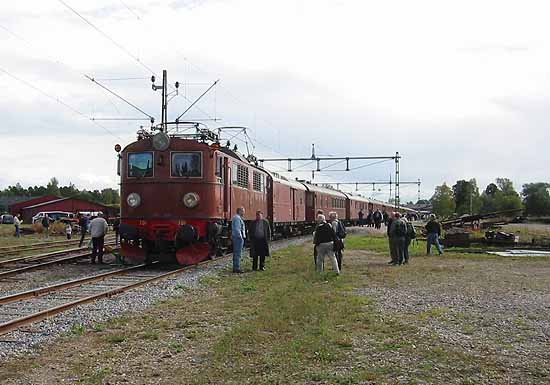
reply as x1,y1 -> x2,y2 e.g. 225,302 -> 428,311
481,178 -> 523,214
430,183 -> 455,218
59,182 -> 78,197
452,179 -> 481,215
522,183 -> 550,216
46,177 -> 60,196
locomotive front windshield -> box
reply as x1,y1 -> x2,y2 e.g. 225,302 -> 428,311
128,152 -> 154,178
171,151 -> 202,177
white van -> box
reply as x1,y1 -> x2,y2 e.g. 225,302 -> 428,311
32,211 -> 74,223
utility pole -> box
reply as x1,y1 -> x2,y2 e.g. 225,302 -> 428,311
395,151 -> 400,209
151,70 -> 169,132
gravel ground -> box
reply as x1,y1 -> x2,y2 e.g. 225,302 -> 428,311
354,253 -> 550,384
0,236 -> 310,360
0,253 -> 126,296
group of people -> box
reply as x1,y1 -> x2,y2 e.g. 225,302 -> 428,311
231,207 -> 272,273
231,207 -> 347,275
386,212 -> 444,265
313,210 -> 346,275
358,209 -> 384,229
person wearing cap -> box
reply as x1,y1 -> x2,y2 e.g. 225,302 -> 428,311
425,214 -> 443,255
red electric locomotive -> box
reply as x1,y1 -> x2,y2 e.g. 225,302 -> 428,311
118,128 -> 270,265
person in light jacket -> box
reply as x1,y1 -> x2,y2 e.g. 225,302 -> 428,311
231,207 -> 246,273
249,210 -> 271,271
89,214 -> 108,264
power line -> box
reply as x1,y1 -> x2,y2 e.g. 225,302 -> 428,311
56,0 -> 157,76
85,75 -> 154,121
119,0 -> 142,20
0,66 -> 122,140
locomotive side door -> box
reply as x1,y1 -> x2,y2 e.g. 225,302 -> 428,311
223,157 -> 231,219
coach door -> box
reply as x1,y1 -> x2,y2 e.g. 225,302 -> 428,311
291,188 -> 296,221
305,191 -> 315,222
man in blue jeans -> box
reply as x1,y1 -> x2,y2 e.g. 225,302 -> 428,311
231,207 -> 246,273
425,214 -> 443,255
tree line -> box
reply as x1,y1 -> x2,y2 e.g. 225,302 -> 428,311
428,178 -> 550,218
0,177 -> 120,210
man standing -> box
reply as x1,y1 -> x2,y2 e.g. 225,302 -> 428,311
249,210 -> 271,271
41,214 -> 50,238
373,209 -> 382,229
389,212 -> 407,265
425,214 -> 443,255
329,212 -> 346,271
89,214 -> 108,264
14,214 -> 21,238
231,207 -> 246,273
313,214 -> 339,275
402,216 -> 416,264
113,217 -> 121,246
78,214 -> 89,248
358,209 -> 364,227
386,212 -> 395,264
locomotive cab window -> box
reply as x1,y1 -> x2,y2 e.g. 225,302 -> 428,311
171,152 -> 202,177
128,152 -> 154,178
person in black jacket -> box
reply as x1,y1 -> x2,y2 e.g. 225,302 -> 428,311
248,211 -> 271,271
313,214 -> 339,274
425,214 -> 443,255
386,213 -> 397,264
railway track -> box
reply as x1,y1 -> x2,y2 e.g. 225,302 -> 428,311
0,260 -> 210,336
0,236 -> 116,257
0,242 -> 117,279
0,235 -> 310,339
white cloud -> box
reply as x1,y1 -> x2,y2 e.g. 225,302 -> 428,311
0,0 -> 549,202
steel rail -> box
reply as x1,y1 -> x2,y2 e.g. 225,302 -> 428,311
0,236 -> 116,255
0,242 -> 117,268
0,245 -> 118,279
0,264 -> 146,305
0,259 -> 212,336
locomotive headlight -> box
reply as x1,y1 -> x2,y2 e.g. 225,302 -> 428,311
127,193 -> 141,208
152,132 -> 170,151
183,192 -> 200,208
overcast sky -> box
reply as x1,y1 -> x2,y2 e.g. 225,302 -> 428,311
1,0 -> 548,203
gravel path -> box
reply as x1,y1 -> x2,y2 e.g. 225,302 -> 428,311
0,236 -> 310,359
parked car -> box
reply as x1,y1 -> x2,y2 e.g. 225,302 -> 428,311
32,211 -> 74,224
1,214 -> 15,224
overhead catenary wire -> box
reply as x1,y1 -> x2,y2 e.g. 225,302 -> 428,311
56,0 -> 157,76
0,66 -> 122,140
84,75 -> 154,121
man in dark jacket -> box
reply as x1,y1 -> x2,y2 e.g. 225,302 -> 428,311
386,213 -> 396,264
41,214 -> 50,238
313,214 -> 339,274
425,214 -> 443,255
249,211 -> 271,271
389,212 -> 407,265
78,214 -> 89,248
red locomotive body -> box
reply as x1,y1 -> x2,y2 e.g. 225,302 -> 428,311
119,132 -> 269,265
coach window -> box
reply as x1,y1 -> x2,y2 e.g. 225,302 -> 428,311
171,152 -> 202,177
128,152 -> 153,178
